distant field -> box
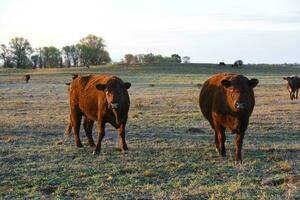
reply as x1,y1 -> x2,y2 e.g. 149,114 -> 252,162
0,64 -> 300,199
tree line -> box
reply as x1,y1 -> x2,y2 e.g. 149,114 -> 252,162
121,53 -> 190,65
0,34 -> 111,68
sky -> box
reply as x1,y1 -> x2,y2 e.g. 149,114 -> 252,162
0,0 -> 300,64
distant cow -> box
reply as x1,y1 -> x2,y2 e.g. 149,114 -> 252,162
219,62 -> 226,66
283,76 -> 300,100
24,74 -> 30,83
68,74 -> 131,155
65,74 -> 95,146
199,73 -> 258,163
232,60 -> 243,68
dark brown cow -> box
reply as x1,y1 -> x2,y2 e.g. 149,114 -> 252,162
69,74 -> 131,155
199,73 -> 258,163
65,74 -> 95,146
283,76 -> 300,100
24,74 -> 30,83
219,62 -> 226,66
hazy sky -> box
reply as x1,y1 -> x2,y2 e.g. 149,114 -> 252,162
0,0 -> 299,63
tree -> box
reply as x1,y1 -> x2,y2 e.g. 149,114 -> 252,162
153,55 -> 163,63
0,44 -> 13,67
76,44 -> 95,67
171,54 -> 181,63
35,48 -> 44,68
77,34 -> 111,66
69,45 -> 80,67
42,46 -> 61,67
135,54 -> 144,64
182,56 -> 190,63
143,53 -> 155,64
62,45 -> 72,67
124,54 -> 134,64
31,54 -> 39,68
9,37 -> 32,68
99,49 -> 111,64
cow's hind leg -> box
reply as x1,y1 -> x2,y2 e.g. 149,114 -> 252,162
83,118 -> 95,147
234,132 -> 245,163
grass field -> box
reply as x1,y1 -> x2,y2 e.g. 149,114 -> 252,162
0,63 -> 300,199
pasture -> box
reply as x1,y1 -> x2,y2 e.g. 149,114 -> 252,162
0,64 -> 300,199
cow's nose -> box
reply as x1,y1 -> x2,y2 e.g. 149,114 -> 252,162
110,103 -> 119,109
235,102 -> 245,110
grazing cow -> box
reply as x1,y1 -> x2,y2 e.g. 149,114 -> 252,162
199,73 -> 258,163
65,74 -> 95,146
283,76 -> 300,100
219,62 -> 226,66
232,60 -> 243,68
69,74 -> 131,155
24,74 -> 30,83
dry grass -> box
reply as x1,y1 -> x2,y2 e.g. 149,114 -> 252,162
0,64 -> 300,199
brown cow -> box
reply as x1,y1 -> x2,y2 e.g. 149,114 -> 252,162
283,76 -> 300,100
69,74 -> 131,155
24,74 -> 30,83
199,73 -> 258,163
65,74 -> 95,146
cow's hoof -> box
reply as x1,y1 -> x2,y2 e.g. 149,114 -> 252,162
89,142 -> 96,147
123,146 -> 129,151
234,160 -> 243,165
93,150 -> 100,155
121,149 -> 128,153
76,143 -> 83,148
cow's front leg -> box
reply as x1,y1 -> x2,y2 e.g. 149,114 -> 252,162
118,123 -> 128,152
234,132 -> 245,163
213,123 -> 226,157
93,121 -> 105,155
218,126 -> 226,157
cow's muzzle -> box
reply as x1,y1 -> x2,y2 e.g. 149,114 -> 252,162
109,103 -> 119,109
234,102 -> 245,110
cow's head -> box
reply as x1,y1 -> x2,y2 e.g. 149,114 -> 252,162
96,79 -> 131,110
283,76 -> 294,92
66,74 -> 79,92
221,75 -> 258,112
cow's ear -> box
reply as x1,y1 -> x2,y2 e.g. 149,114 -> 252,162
221,79 -> 231,88
283,77 -> 287,80
124,82 -> 131,90
72,74 -> 78,79
96,84 -> 107,91
249,79 -> 259,88
66,82 -> 70,86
